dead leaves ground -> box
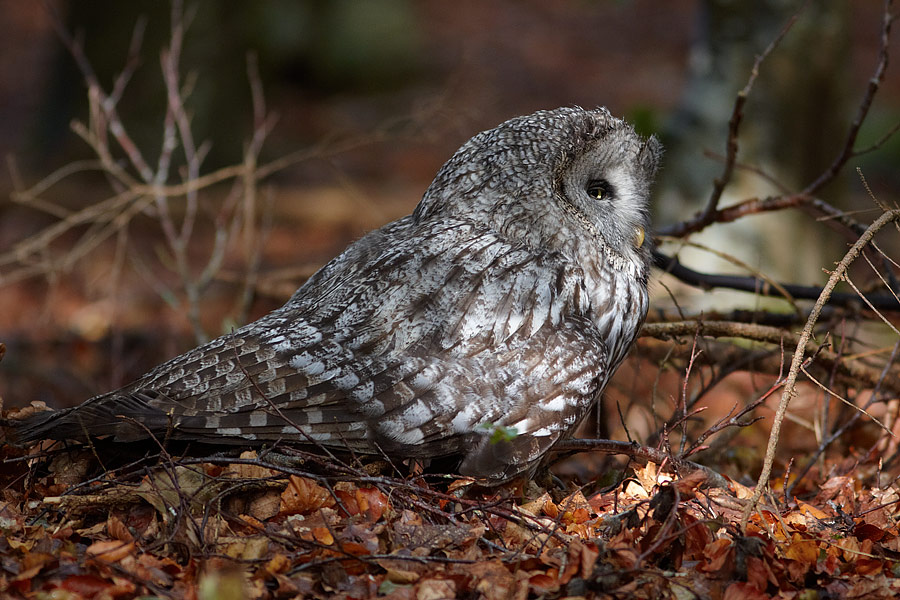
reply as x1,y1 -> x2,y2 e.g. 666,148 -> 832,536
2,445 -> 900,600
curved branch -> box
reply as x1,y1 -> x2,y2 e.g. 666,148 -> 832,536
741,208 -> 900,530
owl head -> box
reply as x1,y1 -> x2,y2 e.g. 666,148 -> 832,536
415,106 -> 661,270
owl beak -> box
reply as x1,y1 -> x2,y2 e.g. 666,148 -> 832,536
633,226 -> 645,249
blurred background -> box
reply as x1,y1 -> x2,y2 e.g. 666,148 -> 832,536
0,0 -> 897,448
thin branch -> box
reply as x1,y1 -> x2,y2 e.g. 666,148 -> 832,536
741,208 -> 900,530
700,7 -> 801,220
553,438 -> 731,491
802,0 -> 895,196
661,0 -> 896,240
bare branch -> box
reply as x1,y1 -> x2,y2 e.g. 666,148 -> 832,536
741,208 -> 900,529
803,1 -> 895,196
700,8 -> 801,220
652,249 -> 899,311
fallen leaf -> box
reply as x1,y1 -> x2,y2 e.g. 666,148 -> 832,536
247,490 -> 282,521
855,558 -> 883,576
416,578 -> 456,600
136,466 -> 211,518
783,535 -> 818,563
528,572 -> 559,595
854,522 -> 886,542
262,553 -> 291,577
106,514 -> 134,543
61,574 -> 113,597
280,476 -> 335,515
86,540 -> 135,563
356,486 -> 389,521
384,565 -> 420,584
223,535 -> 270,560
797,500 -> 830,520
723,581 -> 769,600
312,526 -> 334,545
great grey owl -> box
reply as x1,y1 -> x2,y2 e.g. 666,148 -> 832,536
12,107 -> 660,483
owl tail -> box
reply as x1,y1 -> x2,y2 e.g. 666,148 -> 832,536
5,393 -> 172,446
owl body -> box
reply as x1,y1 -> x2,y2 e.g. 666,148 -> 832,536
13,107 -> 660,482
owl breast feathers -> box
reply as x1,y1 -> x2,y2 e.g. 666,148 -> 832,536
12,107 -> 661,482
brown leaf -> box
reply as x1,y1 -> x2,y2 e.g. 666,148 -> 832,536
633,462 -> 669,494
783,535 -> 818,563
466,560 -> 517,600
247,490 -> 282,521
577,541 -> 600,579
557,490 -> 591,514
698,538 -> 733,574
682,513 -> 714,558
312,526 -> 334,545
673,470 -> 709,495
335,487 -> 361,517
528,572 -> 559,595
356,486 -> 389,521
61,574 -> 113,597
744,556 -> 772,592
568,507 -> 591,524
86,540 -> 135,563
262,553 -> 291,577
833,535 -> 862,562
516,492 -> 553,517
854,522 -> 887,542
416,578 -> 456,600
447,477 -> 475,493
786,557 -> 811,584
797,499 -> 830,520
135,466 -> 210,518
855,558 -> 884,576
343,521 -> 383,554
384,565 -> 420,584
106,515 -> 134,543
723,582 -> 769,600
223,450 -> 279,479
280,476 -> 335,515
820,553 -> 840,576
556,540 -> 592,586
223,535 -> 270,560
13,551 -> 55,582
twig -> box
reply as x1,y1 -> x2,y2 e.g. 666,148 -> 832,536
699,7 -> 801,221
553,438 -> 731,491
802,0 -> 895,196
740,208 -> 900,530
660,1 -> 896,241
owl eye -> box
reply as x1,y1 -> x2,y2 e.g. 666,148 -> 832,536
585,179 -> 614,201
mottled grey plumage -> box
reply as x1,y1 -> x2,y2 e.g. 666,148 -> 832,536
14,107 -> 660,482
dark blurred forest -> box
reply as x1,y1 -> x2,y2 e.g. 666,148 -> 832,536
0,0 -> 897,428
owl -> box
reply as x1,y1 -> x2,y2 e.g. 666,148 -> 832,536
12,107 -> 660,483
